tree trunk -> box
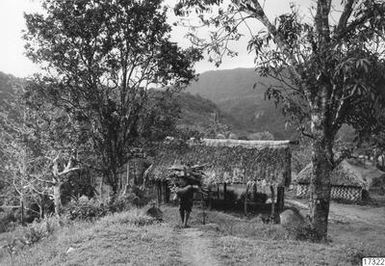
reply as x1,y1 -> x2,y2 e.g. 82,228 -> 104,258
53,182 -> 63,216
109,174 -> 119,204
309,140 -> 333,240
39,203 -> 44,219
309,105 -> 335,240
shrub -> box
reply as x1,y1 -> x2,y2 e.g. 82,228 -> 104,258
23,215 -> 63,245
99,208 -> 156,227
64,197 -> 108,221
108,194 -> 135,213
0,209 -> 17,233
109,187 -> 153,212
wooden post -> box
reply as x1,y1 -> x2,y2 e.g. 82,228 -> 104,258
253,182 -> 257,202
244,183 -> 250,216
157,181 -> 161,206
223,183 -> 227,201
201,192 -> 206,225
270,185 -> 276,220
208,188 -> 213,210
277,187 -> 285,213
161,182 -> 165,203
165,182 -> 170,203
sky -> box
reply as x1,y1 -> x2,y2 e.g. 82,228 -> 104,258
0,0 -> 313,78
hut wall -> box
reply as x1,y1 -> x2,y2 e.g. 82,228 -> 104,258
296,184 -> 362,202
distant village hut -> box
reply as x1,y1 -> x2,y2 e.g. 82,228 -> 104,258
150,138 -> 293,218
296,160 -> 367,202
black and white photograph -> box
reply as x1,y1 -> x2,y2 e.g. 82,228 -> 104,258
0,0 -> 384,265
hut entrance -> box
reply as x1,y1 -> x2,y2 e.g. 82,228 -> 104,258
150,139 -> 293,221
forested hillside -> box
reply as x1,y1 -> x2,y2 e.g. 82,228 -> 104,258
0,69 -> 299,140
176,92 -> 240,135
187,68 -> 297,139
0,72 -> 21,106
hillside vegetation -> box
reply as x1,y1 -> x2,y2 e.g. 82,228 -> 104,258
0,69 -> 298,140
176,92 -> 241,135
187,68 -> 297,139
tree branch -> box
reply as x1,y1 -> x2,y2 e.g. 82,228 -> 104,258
30,174 -> 56,185
334,4 -> 384,41
336,0 -> 356,34
58,167 -> 80,177
301,126 -> 315,139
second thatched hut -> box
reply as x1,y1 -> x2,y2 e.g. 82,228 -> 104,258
296,160 -> 367,202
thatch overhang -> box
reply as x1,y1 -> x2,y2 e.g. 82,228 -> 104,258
296,160 -> 366,188
149,138 -> 292,187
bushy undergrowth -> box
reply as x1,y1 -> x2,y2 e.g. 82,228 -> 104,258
22,215 -> 63,245
1,215 -> 66,256
99,208 -> 156,227
64,197 -> 108,221
0,210 -> 18,233
64,192 -> 152,221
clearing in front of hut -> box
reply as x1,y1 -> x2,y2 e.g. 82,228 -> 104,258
1,204 -> 384,266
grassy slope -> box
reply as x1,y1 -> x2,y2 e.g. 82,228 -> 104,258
2,206 -> 384,266
1,212 -> 183,266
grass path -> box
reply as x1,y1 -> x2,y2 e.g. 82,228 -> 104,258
1,205 -> 385,265
180,228 -> 220,266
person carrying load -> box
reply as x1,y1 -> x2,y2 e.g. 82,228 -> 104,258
169,163 -> 207,228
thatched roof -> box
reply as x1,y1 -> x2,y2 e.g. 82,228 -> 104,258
344,159 -> 385,190
149,138 -> 292,187
296,160 -> 367,187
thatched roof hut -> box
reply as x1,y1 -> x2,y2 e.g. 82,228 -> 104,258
343,159 -> 385,193
296,160 -> 367,202
149,138 -> 292,187
296,160 -> 366,187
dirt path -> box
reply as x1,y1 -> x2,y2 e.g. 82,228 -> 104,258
180,228 -> 220,266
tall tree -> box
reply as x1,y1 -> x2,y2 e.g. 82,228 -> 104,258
175,0 -> 385,240
24,0 -> 201,196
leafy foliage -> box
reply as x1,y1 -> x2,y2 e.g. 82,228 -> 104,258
64,197 -> 108,221
24,0 -> 201,194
